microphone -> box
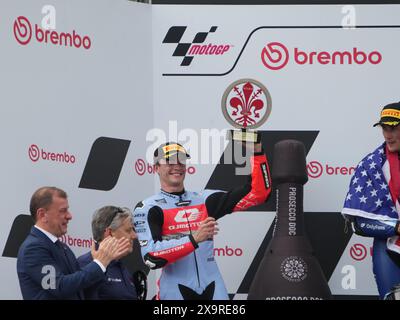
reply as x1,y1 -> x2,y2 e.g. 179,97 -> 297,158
132,270 -> 147,300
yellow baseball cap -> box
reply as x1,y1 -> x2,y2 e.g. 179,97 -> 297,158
373,102 -> 400,127
153,142 -> 190,163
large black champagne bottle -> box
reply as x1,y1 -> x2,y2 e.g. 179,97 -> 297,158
248,140 -> 331,300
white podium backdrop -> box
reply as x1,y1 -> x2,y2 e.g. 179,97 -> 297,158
0,0 -> 153,299
1,0 -> 399,298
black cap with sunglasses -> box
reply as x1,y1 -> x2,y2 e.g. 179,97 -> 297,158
153,142 -> 191,164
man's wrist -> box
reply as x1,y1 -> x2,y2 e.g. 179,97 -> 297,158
93,259 -> 107,272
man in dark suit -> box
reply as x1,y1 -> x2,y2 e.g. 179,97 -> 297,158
78,206 -> 139,300
17,186 -> 130,300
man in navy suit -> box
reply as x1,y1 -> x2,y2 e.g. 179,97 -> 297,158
17,186 -> 131,300
78,206 -> 139,300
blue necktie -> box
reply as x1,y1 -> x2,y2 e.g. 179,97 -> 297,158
55,240 -> 84,300
55,240 -> 74,272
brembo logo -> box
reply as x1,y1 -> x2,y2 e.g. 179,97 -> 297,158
260,42 -> 289,70
214,246 -> 243,257
307,161 -> 356,179
28,144 -> 76,164
13,16 -> 32,45
13,16 -> 91,49
261,42 -> 382,70
134,159 -> 196,176
162,26 -> 231,66
349,243 -> 372,261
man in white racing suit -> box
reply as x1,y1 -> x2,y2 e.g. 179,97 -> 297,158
134,142 -> 272,300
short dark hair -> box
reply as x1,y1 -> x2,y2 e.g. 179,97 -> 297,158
30,186 -> 67,221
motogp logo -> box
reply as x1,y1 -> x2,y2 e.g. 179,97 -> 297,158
162,26 -> 231,66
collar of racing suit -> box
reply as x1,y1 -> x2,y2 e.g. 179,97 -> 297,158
160,189 -> 192,206
160,189 -> 186,199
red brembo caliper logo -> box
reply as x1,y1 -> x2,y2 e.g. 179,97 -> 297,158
13,16 -> 32,45
261,42 -> 289,70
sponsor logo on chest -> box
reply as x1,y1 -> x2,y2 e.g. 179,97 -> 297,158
162,204 -> 208,234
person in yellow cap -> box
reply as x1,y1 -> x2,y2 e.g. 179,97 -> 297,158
134,141 -> 272,300
342,102 -> 400,299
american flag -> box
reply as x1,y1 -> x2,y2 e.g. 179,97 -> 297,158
342,143 -> 400,253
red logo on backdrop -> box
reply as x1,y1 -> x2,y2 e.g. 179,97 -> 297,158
307,161 -> 323,178
135,159 -> 146,176
134,159 -> 196,176
28,144 -> 76,164
261,42 -> 289,70
350,243 -> 368,261
261,41 -> 382,70
307,160 -> 355,179
59,234 -> 93,248
28,144 -> 40,162
221,79 -> 272,129
214,246 -> 243,257
13,16 -> 91,49
13,16 -> 32,45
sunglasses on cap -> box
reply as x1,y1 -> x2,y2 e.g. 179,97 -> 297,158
106,207 -> 124,228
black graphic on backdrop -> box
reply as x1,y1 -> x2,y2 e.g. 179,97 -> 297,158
163,26 -> 218,66
2,215 -> 34,258
79,137 -> 130,191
